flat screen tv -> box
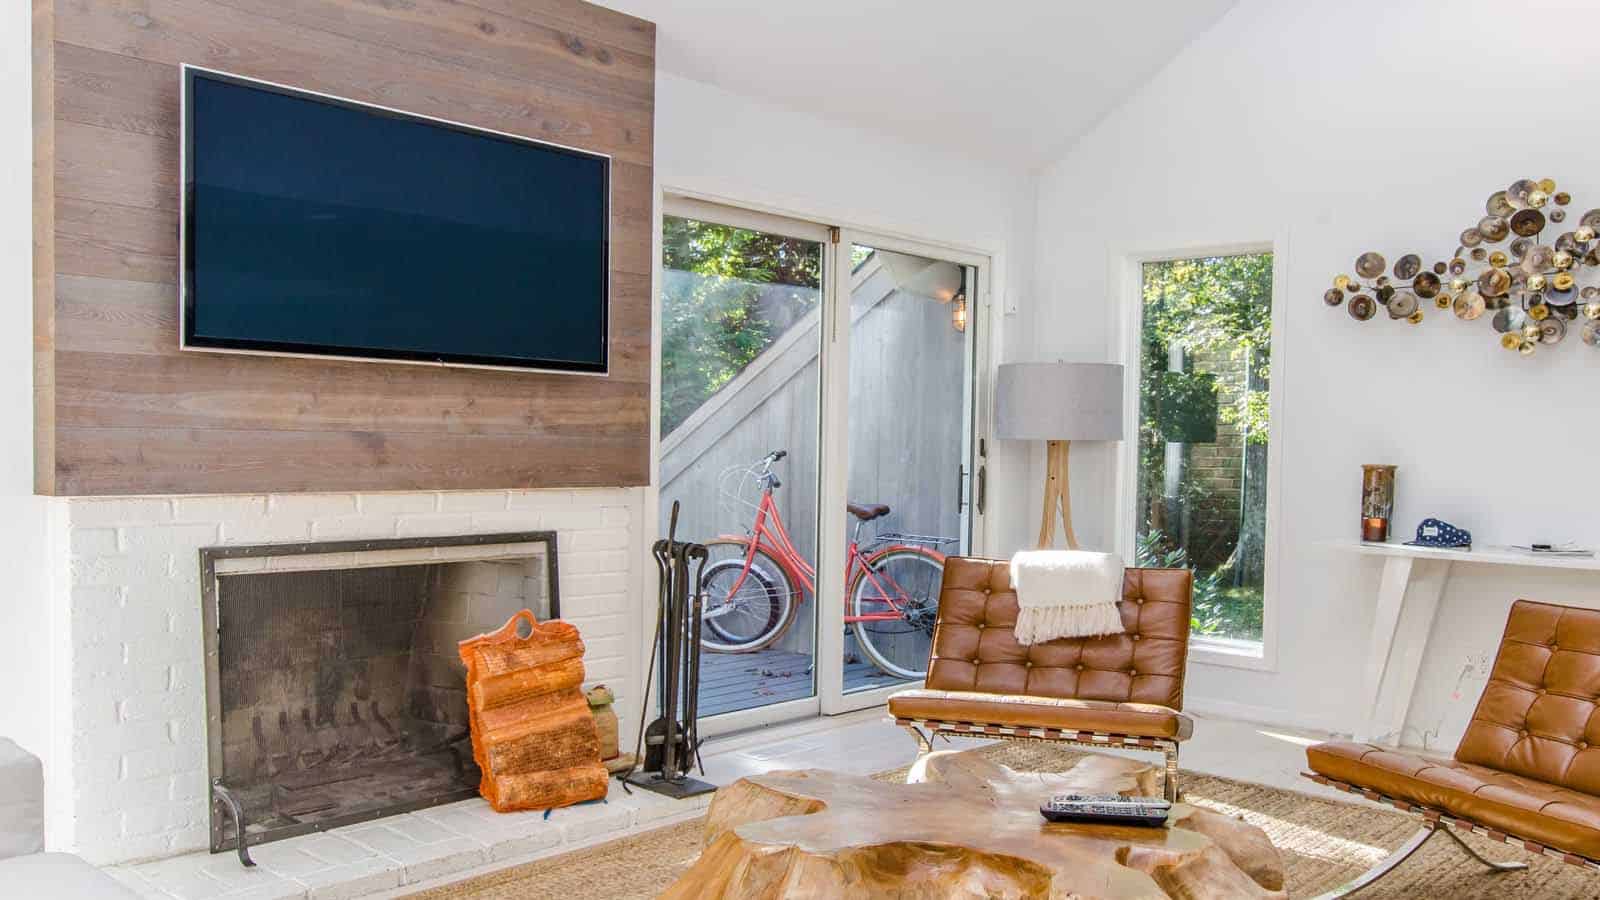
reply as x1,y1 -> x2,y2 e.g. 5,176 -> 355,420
181,66 -> 610,374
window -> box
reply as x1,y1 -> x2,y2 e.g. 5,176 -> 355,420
1133,252 -> 1274,653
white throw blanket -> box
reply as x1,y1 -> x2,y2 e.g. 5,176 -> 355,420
1009,550 -> 1126,643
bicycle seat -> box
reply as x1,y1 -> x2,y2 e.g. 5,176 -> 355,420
847,502 -> 891,522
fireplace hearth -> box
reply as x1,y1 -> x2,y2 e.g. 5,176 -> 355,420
200,533 -> 559,860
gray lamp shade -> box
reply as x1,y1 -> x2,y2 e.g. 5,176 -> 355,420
994,362 -> 1125,441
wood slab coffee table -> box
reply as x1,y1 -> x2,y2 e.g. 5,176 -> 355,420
661,749 -> 1285,898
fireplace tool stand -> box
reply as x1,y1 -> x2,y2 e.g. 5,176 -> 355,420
623,502 -> 715,799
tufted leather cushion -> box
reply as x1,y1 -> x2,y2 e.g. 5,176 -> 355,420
1308,741 -> 1600,860
916,557 -> 1193,707
1454,600 -> 1600,792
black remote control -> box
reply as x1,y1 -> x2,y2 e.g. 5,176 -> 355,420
1039,793 -> 1170,827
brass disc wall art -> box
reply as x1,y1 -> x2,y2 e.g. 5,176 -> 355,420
1323,177 -> 1600,356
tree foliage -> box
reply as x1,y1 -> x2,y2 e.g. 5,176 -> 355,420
1135,253 -> 1273,642
1139,254 -> 1273,444
660,217 -> 820,435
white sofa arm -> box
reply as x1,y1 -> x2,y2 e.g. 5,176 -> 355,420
0,853 -> 141,898
0,738 -> 44,860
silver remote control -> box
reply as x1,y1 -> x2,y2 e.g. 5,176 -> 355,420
1039,793 -> 1170,826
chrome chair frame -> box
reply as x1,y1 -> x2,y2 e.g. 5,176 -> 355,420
1301,770 -> 1600,898
898,717 -> 1181,802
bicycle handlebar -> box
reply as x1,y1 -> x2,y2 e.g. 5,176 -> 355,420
755,450 -> 787,489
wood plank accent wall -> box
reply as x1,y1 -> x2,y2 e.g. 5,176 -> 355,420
32,0 -> 654,496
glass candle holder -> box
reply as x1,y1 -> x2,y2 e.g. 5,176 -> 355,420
1361,464 -> 1396,542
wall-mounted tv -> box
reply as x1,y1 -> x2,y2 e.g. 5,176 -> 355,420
181,66 -> 610,374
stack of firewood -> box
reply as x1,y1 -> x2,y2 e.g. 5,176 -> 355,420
459,611 -> 608,812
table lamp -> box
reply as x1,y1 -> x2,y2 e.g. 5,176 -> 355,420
995,362 -> 1126,549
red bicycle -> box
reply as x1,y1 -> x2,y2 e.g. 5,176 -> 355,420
698,449 -> 953,680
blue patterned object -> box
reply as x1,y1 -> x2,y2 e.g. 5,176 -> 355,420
1405,518 -> 1471,549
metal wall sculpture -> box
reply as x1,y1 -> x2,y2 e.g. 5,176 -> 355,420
1324,178 -> 1600,356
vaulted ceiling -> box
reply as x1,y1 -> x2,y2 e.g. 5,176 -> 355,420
596,0 -> 1239,168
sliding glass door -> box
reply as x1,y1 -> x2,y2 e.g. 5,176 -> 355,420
658,197 -> 986,727
658,201 -> 827,727
838,242 -> 977,702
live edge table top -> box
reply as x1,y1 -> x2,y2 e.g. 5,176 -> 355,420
660,749 -> 1286,899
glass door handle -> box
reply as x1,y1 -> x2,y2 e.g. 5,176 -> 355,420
976,465 -> 987,515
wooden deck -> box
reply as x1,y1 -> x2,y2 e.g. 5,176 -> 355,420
696,642 -> 911,718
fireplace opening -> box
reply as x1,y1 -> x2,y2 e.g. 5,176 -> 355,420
201,533 -> 559,856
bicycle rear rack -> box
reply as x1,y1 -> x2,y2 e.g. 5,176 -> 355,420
875,531 -> 958,549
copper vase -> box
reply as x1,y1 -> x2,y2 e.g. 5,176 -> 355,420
1361,465 -> 1396,542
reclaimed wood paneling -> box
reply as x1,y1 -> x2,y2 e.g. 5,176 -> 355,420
34,0 -> 655,495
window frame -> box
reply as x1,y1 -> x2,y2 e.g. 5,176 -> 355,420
1112,239 -> 1288,673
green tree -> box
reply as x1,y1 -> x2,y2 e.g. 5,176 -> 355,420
1136,253 -> 1273,641
1140,254 -> 1273,445
660,217 -> 820,435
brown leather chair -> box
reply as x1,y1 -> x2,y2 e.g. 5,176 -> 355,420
886,557 -> 1194,801
1306,599 -> 1600,896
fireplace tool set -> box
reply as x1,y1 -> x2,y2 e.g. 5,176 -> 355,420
623,501 -> 716,798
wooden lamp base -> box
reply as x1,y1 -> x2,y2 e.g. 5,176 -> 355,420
1037,439 -> 1078,549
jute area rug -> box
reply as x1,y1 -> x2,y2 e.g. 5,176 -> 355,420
408,743 -> 1599,899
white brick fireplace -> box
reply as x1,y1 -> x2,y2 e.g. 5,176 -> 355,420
40,487 -> 646,866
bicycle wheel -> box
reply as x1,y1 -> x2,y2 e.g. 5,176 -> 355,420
849,548 -> 944,681
699,540 -> 797,653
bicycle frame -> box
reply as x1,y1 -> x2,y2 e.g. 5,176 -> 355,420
716,483 -> 945,623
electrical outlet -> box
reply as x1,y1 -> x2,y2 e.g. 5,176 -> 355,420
1448,654 -> 1492,704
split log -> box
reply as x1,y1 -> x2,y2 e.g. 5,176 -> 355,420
663,750 -> 1284,899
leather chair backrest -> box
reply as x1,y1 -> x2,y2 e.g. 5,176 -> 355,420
924,557 -> 1193,710
1456,599 -> 1600,794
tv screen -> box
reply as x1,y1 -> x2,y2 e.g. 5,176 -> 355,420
181,67 -> 610,373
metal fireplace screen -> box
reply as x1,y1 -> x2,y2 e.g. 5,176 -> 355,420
200,533 -> 558,858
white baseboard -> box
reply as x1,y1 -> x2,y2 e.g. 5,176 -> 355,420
1185,695 -> 1349,737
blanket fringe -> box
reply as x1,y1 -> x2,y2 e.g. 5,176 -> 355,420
1013,602 -> 1125,644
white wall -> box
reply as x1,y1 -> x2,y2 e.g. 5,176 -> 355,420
654,71 -> 1037,558
0,0 -> 53,766
1029,0 -> 1600,741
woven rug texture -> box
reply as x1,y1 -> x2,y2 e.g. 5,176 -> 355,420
407,742 -> 1598,898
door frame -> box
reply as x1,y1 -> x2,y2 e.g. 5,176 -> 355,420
651,190 -> 995,734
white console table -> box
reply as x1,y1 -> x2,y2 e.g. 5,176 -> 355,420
1334,541 -> 1600,745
